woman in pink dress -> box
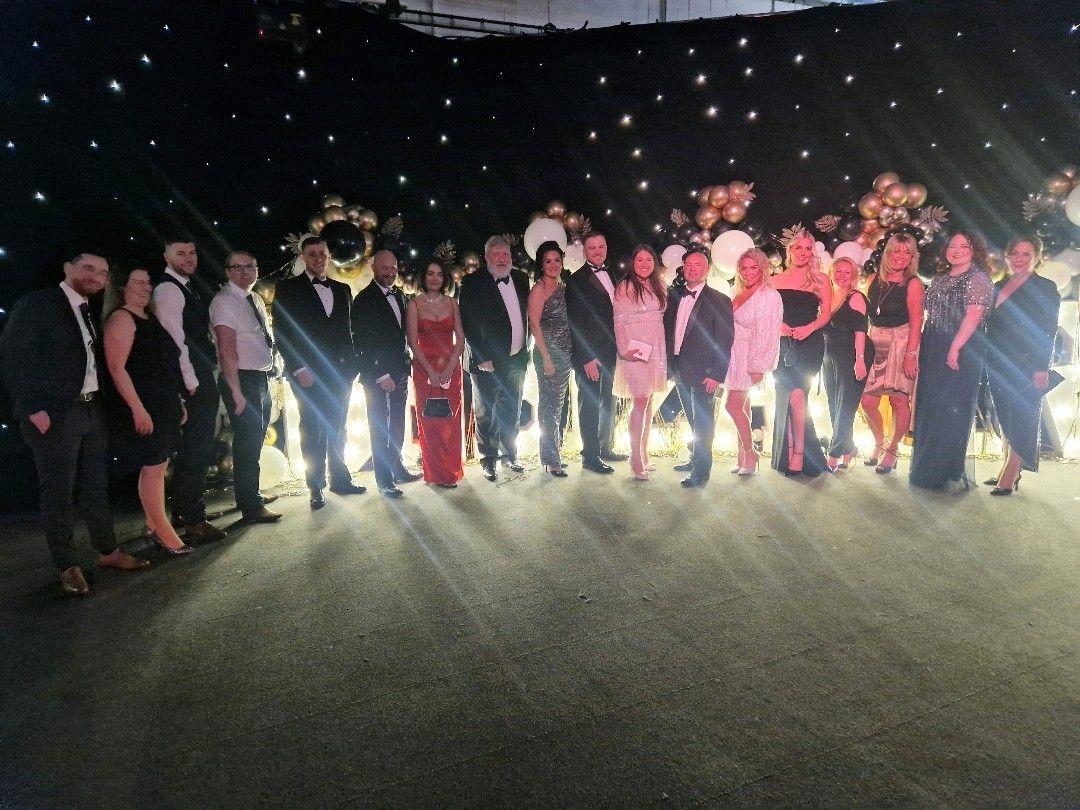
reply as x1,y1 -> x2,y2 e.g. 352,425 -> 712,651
614,245 -> 668,480
406,261 -> 466,488
723,249 -> 783,475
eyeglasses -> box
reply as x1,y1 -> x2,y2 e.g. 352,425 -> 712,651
227,263 -> 258,271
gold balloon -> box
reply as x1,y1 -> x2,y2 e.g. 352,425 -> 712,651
695,205 -> 722,229
882,182 -> 909,208
894,208 -> 911,224
868,228 -> 889,248
323,205 -> 346,222
334,257 -> 365,279
878,206 -> 899,227
462,251 -> 481,269
873,172 -> 901,193
546,200 -> 567,218
527,210 -> 546,224
357,209 -> 378,232
722,200 -> 747,224
857,233 -> 870,248
264,426 -> 278,446
564,211 -> 583,232
689,231 -> 710,246
905,183 -> 928,208
696,186 -> 714,206
308,215 -> 325,234
1046,173 -> 1072,196
321,194 -> 346,210
708,185 -> 731,209
362,230 -> 375,259
858,193 -> 884,219
862,218 -> 879,233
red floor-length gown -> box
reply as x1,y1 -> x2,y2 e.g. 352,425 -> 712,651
412,316 -> 465,485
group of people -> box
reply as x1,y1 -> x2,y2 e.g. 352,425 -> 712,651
0,222 -> 1062,597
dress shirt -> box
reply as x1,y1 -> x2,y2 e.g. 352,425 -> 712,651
152,268 -> 199,391
590,264 -> 615,303
307,272 -> 334,316
492,271 -> 525,355
209,282 -> 274,372
673,284 -> 703,356
376,283 -> 402,327
59,281 -> 98,395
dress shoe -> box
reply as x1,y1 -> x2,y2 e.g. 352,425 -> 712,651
581,459 -> 614,474
502,459 -> 525,474
184,520 -> 228,543
330,482 -> 367,495
680,476 -> 707,488
241,506 -> 283,524
98,549 -> 151,571
394,470 -> 423,484
310,490 -> 326,510
379,485 -> 404,498
600,451 -> 629,462
432,481 -> 458,489
59,566 -> 91,597
481,460 -> 498,481
259,493 -> 279,505
547,466 -> 568,478
674,461 -> 694,473
150,532 -> 194,556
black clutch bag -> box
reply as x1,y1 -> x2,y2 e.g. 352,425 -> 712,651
422,397 -> 453,418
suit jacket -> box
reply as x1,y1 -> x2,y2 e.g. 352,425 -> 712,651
351,280 -> 411,384
664,284 -> 735,388
459,268 -> 529,372
566,263 -> 618,370
272,272 -> 358,386
0,287 -> 96,420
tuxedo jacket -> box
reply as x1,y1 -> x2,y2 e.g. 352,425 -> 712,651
0,287 -> 98,420
458,268 -> 529,372
272,272 -> 358,385
566,263 -> 618,371
350,280 -> 411,384
663,284 -> 735,388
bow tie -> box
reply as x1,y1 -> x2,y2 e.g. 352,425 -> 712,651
384,288 -> 396,297
311,277 -> 330,287
684,289 -> 699,299
496,276 -> 510,285
592,265 -> 607,274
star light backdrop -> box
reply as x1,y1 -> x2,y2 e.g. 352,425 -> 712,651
0,0 -> 1078,509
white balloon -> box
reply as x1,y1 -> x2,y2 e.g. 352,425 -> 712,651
1064,185 -> 1080,227
523,218 -> 568,260
259,445 -> 290,489
661,244 -> 687,271
563,241 -> 586,272
1052,248 -> 1080,275
1040,260 -> 1073,293
710,229 -> 755,274
830,241 -> 864,266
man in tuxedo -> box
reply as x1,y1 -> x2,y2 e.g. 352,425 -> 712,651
0,251 -> 150,596
565,230 -> 627,474
273,236 -> 365,509
459,235 -> 530,482
663,247 -> 734,487
351,249 -> 421,499
153,237 -> 226,543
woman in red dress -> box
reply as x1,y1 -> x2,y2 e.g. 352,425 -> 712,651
406,261 -> 466,488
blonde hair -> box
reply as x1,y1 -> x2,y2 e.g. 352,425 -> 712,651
734,248 -> 773,295
784,234 -> 821,289
880,233 -> 920,280
830,257 -> 859,290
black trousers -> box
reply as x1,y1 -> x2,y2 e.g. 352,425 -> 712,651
362,375 -> 409,489
574,363 -> 617,463
472,350 -> 528,462
173,375 -> 220,524
21,399 -> 117,571
289,375 -> 353,492
218,371 -> 271,516
674,371 -> 717,481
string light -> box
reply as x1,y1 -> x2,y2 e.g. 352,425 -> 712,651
793,54 -> 804,64
695,73 -> 706,85
33,191 -> 46,202
738,37 -> 748,47
140,54 -> 151,65
746,110 -> 758,121
619,114 -> 632,126
107,79 -> 122,93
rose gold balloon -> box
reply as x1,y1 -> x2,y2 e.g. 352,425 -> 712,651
722,200 -> 747,224
697,186 -> 713,206
857,233 -> 871,248
905,183 -> 928,208
321,194 -> 346,210
873,172 -> 900,194
308,215 -> 325,235
323,205 -> 346,222
727,181 -> 750,202
1046,173 -> 1072,196
1062,165 -> 1079,180
689,231 -> 709,246
546,199 -> 567,218
357,209 -> 378,232
868,228 -> 889,248
695,205 -> 722,229
362,230 -> 375,259
862,218 -> 879,233
564,211 -> 583,232
859,193 -> 885,219
708,185 -> 730,209
882,182 -> 909,207
894,208 -> 911,224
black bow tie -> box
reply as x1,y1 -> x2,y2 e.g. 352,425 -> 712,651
384,288 -> 396,297
496,276 -> 510,285
311,277 -> 330,287
592,265 -> 607,274
685,289 -> 699,299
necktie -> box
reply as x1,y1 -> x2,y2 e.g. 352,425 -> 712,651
78,302 -> 99,351
246,294 -> 274,349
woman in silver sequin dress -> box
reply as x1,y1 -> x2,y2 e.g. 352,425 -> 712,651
528,241 -> 573,477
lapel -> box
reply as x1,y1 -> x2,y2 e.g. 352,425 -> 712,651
586,265 -> 613,301
53,286 -> 85,346
306,274 -> 333,318
376,283 -> 404,330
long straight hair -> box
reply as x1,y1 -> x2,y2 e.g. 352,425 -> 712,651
620,245 -> 667,309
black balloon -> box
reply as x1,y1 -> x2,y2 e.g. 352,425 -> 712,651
824,235 -> 842,252
711,221 -> 734,239
741,220 -> 763,240
677,224 -> 697,241
321,220 -> 366,264
838,217 -> 862,242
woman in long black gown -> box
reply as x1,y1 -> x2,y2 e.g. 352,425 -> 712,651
770,230 -> 832,477
823,257 -> 873,471
909,232 -> 994,491
985,235 -> 1060,495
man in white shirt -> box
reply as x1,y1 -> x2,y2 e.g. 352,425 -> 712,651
210,252 -> 282,524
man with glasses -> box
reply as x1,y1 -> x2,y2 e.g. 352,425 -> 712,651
210,252 -> 282,524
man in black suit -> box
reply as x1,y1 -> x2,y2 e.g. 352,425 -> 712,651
565,231 -> 627,474
663,247 -> 735,487
459,235 -> 530,482
351,249 -> 421,498
0,251 -> 150,596
153,237 -> 226,542
272,236 -> 365,509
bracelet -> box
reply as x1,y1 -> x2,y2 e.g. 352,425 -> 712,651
855,354 -> 864,359
907,351 -> 918,356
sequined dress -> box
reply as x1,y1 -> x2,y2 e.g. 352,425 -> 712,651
533,286 -> 572,467
613,284 -> 667,397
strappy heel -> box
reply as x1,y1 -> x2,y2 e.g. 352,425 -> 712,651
864,445 -> 885,467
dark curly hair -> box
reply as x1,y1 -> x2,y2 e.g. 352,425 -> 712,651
937,230 -> 990,274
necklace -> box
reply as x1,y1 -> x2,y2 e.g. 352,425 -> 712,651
422,293 -> 443,304
874,273 -> 903,316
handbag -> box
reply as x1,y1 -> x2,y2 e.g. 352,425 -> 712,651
422,397 -> 453,418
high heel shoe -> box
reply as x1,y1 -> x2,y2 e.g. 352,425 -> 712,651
839,450 -> 857,469
737,452 -> 760,476
643,461 -> 657,472
633,471 -> 650,481
547,465 -> 568,478
875,448 -> 898,475
864,445 -> 885,467
990,473 -> 1020,496
826,457 -> 840,473
151,531 -> 193,556
783,451 -> 804,477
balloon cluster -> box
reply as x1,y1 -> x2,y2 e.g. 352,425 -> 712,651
521,200 -> 594,273
693,181 -> 756,229
290,193 -> 410,281
1022,165 -> 1080,254
828,172 -> 930,250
